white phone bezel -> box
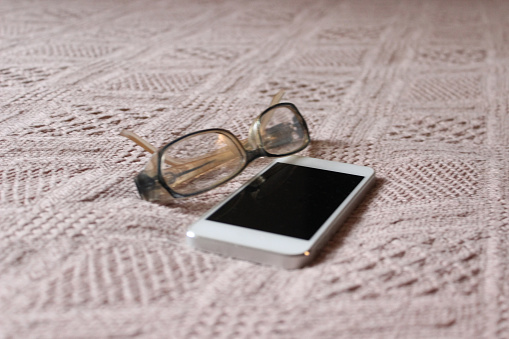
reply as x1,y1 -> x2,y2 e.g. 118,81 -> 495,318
186,155 -> 375,268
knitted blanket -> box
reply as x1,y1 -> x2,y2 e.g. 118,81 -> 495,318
1,0 -> 508,337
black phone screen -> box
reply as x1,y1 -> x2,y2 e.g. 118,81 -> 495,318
207,163 -> 364,240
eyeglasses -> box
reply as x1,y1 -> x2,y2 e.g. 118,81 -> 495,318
120,90 -> 310,203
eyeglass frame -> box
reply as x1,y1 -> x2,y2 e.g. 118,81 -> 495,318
121,91 -> 310,200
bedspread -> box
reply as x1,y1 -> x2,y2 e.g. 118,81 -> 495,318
1,0 -> 508,337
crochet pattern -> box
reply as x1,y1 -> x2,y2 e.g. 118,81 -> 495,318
1,0 -> 508,337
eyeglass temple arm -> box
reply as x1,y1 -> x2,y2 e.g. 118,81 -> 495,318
270,89 -> 285,106
120,130 -> 158,154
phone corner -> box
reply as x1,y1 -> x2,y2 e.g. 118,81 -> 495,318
185,229 -> 198,247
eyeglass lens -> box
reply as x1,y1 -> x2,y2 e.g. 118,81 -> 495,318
160,132 -> 245,196
259,105 -> 308,155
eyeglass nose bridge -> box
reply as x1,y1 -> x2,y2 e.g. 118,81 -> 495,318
243,147 -> 267,164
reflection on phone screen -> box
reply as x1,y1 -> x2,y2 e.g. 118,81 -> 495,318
207,163 -> 363,240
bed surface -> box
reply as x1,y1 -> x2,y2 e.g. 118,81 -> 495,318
1,0 -> 508,337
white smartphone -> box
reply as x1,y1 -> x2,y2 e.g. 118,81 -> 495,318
186,155 -> 375,269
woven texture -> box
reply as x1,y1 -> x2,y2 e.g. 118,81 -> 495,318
1,0 -> 509,337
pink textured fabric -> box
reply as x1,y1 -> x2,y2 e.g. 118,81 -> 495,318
1,0 -> 508,337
